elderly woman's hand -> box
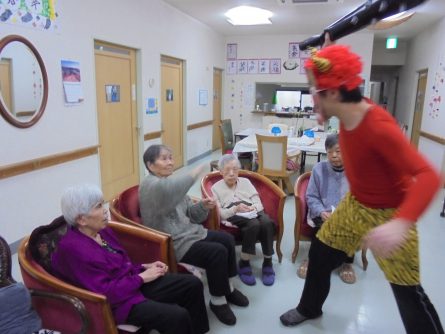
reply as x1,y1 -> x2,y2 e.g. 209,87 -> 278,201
236,203 -> 254,213
139,261 -> 168,283
201,197 -> 216,209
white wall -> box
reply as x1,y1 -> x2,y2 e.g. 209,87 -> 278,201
372,39 -> 407,66
222,33 -> 374,133
0,0 -> 224,244
396,17 -> 445,171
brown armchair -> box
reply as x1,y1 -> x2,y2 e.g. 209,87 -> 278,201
201,170 -> 286,263
18,218 -> 170,334
0,235 -> 88,334
109,184 -> 211,273
291,172 -> 368,269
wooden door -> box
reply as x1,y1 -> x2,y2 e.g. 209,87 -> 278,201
161,56 -> 183,168
212,68 -> 222,150
95,42 -> 139,200
0,59 -> 13,112
411,70 -> 427,148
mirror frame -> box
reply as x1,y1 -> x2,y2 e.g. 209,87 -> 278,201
0,35 -> 48,128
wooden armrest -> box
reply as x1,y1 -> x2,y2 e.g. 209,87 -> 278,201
30,289 -> 89,334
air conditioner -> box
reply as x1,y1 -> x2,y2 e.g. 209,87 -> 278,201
277,0 -> 343,4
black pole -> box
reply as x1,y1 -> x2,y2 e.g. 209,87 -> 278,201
299,0 -> 429,50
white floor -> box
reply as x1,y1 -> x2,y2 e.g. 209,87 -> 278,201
11,150 -> 445,334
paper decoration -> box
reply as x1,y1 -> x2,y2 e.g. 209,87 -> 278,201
226,60 -> 237,75
258,59 -> 270,74
289,42 -> 300,59
146,97 -> 158,114
199,89 -> 208,106
247,59 -> 258,74
270,59 -> 281,74
237,60 -> 248,74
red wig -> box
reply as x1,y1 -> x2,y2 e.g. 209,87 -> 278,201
305,45 -> 363,91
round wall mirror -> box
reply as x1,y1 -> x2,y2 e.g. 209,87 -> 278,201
0,35 -> 48,128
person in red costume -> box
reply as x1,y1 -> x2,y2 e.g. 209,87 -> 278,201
280,37 -> 444,334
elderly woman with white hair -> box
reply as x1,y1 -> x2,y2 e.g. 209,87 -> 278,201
51,184 -> 209,334
211,154 -> 276,287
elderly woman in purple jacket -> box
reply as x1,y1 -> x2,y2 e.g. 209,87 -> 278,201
51,184 -> 209,334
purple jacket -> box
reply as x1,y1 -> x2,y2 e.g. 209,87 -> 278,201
51,226 -> 145,324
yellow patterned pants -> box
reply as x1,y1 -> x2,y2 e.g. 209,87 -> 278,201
317,193 -> 420,285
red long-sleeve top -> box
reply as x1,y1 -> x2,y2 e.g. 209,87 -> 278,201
339,103 -> 441,222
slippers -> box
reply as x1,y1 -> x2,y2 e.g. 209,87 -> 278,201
262,266 -> 275,286
297,259 -> 309,279
238,266 -> 256,286
338,263 -> 356,284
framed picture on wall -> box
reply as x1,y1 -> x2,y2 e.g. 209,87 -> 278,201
227,43 -> 237,60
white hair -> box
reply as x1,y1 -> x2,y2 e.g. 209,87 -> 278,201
218,154 -> 241,170
61,184 -> 103,225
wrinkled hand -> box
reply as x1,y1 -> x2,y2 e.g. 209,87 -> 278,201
201,197 -> 216,209
363,219 -> 414,259
321,211 -> 331,222
236,203 -> 254,213
139,261 -> 168,283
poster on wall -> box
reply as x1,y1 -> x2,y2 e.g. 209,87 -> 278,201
61,60 -> 84,105
146,97 -> 158,114
237,59 -> 248,74
247,59 -> 258,74
270,59 -> 281,74
0,0 -> 59,31
226,60 -> 237,75
258,59 -> 270,74
288,42 -> 300,59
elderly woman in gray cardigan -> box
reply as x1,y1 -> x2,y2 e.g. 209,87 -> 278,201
298,133 -> 356,284
139,144 -> 249,327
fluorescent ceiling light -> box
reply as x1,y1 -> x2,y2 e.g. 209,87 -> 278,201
225,6 -> 273,26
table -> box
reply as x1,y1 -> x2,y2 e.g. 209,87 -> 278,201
233,128 -> 327,172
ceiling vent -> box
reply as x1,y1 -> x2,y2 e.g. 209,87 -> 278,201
277,0 -> 343,4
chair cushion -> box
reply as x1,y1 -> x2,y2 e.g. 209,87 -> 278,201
29,216 -> 68,275
118,186 -> 142,224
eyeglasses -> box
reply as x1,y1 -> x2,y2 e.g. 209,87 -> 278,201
309,86 -> 327,95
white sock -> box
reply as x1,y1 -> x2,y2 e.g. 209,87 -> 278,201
229,278 -> 235,293
210,295 -> 226,305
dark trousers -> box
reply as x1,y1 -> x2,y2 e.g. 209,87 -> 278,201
312,217 -> 354,264
127,273 -> 209,334
297,238 -> 444,334
227,211 -> 275,256
180,230 -> 237,297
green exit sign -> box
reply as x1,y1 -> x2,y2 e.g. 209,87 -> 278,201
386,37 -> 398,49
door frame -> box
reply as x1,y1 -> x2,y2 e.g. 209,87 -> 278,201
160,55 -> 185,168
94,40 -> 141,199
410,69 -> 428,148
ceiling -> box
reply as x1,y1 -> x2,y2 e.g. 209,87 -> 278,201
162,0 -> 445,41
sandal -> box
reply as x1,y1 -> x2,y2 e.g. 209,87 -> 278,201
338,263 -> 356,284
297,259 -> 309,279
238,266 -> 256,286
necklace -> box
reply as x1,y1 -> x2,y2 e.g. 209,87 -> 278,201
100,238 -> 118,254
